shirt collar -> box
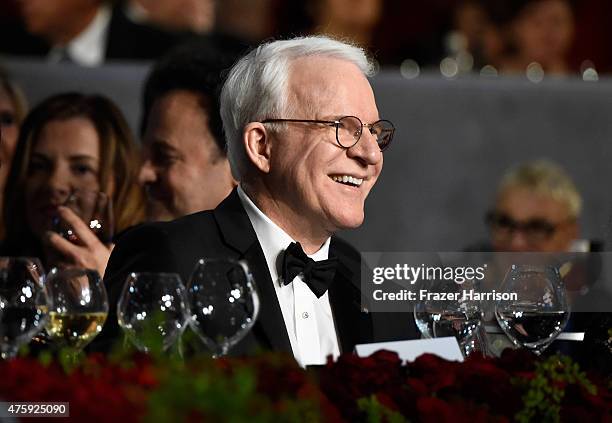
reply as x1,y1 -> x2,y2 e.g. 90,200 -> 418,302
63,5 -> 111,66
236,185 -> 330,272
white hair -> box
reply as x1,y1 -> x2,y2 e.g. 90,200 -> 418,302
220,35 -> 374,181
499,159 -> 582,219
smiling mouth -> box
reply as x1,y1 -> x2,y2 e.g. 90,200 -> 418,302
330,174 -> 364,187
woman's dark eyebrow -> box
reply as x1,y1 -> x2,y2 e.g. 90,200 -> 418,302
31,152 -> 98,161
68,154 -> 98,162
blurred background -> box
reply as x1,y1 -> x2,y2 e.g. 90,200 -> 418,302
1,0 -> 612,251
3,0 -> 611,75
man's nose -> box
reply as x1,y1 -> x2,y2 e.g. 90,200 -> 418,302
508,230 -> 531,252
138,159 -> 157,186
346,129 -> 382,166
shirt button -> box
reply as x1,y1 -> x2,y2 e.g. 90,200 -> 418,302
301,312 -> 309,319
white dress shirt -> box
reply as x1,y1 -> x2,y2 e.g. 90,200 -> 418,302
237,186 -> 340,367
48,5 -> 111,66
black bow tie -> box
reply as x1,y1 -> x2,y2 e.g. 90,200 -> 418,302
281,242 -> 338,298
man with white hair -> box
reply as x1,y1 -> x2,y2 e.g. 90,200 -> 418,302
101,35 -> 416,364
486,159 -> 582,252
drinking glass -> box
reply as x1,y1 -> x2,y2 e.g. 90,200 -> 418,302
44,268 -> 108,351
414,279 -> 435,339
0,295 -> 5,325
117,272 -> 188,353
420,277 -> 487,357
186,258 -> 259,357
0,257 -> 48,359
495,265 -> 570,355
53,189 -> 114,243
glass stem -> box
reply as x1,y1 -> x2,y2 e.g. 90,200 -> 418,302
1,346 -> 18,360
212,345 -> 229,359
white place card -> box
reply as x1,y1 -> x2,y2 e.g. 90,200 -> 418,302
355,337 -> 464,363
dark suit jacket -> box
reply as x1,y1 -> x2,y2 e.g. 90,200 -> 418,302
96,189 -> 417,355
105,6 -> 185,61
0,6 -> 186,62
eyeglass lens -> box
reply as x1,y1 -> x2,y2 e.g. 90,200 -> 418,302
487,212 -> 557,242
336,116 -> 394,150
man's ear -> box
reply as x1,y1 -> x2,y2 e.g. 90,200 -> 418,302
244,122 -> 271,173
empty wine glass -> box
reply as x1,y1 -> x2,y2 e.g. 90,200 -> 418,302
495,264 -> 570,355
0,257 -> 48,359
0,295 -> 5,324
414,279 -> 435,339
44,268 -> 108,352
424,278 -> 487,357
186,258 -> 259,357
53,189 -> 114,243
117,272 -> 188,353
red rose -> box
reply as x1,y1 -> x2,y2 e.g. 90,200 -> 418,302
406,377 -> 429,396
408,354 -> 457,392
454,357 -> 521,416
417,396 -> 456,422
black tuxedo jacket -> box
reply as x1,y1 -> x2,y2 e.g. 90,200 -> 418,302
96,190 -> 417,354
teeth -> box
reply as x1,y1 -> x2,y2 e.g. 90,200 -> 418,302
331,175 -> 363,187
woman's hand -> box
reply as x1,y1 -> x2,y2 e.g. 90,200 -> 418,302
45,206 -> 114,278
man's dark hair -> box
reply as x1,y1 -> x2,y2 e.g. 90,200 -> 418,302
141,37 -> 246,154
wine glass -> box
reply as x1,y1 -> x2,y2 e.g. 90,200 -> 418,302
414,279 -> 435,339
495,264 -> 570,355
423,278 -> 487,357
0,257 -> 48,359
44,268 -> 108,352
117,273 -> 188,353
53,189 -> 114,243
0,295 -> 5,325
186,258 -> 259,357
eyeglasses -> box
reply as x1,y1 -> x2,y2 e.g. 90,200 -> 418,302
0,112 -> 16,127
261,116 -> 395,151
485,211 -> 571,244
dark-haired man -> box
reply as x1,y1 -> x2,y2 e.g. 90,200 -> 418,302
139,42 -> 239,221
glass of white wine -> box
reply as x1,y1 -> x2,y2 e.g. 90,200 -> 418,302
44,268 -> 109,352
0,257 -> 48,359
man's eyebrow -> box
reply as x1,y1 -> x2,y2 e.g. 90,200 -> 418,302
320,115 -> 381,123
320,115 -> 343,121
150,138 -> 179,152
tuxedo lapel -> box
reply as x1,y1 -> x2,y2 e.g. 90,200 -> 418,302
328,238 -> 373,353
213,190 -> 292,353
